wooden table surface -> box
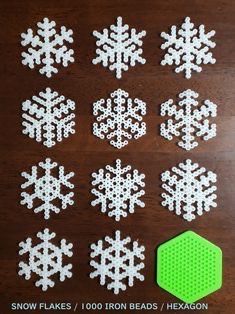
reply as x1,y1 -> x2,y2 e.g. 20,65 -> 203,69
0,0 -> 235,313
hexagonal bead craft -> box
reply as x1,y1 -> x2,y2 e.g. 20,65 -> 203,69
22,88 -> 76,148
160,17 -> 216,79
93,88 -> 146,149
90,230 -> 145,294
161,159 -> 217,222
92,17 -> 146,79
21,17 -> 74,77
157,231 -> 222,303
91,159 -> 145,221
160,89 -> 217,151
21,158 -> 75,219
18,228 -> 73,291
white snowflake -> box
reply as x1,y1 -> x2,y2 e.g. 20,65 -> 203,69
18,228 -> 73,291
90,230 -> 145,294
21,17 -> 74,77
93,89 -> 146,149
22,87 -> 76,148
160,17 -> 216,79
160,89 -> 217,151
92,16 -> 146,79
21,158 -> 74,219
91,159 -> 145,221
161,159 -> 217,222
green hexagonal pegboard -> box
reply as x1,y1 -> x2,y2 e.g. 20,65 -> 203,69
157,231 -> 222,303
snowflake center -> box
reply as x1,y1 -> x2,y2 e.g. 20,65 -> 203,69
179,178 -> 200,200
35,176 -> 60,201
32,245 -> 59,270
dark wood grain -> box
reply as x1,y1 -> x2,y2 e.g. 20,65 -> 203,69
0,0 -> 235,313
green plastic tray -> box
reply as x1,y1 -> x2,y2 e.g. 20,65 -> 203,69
157,231 -> 222,303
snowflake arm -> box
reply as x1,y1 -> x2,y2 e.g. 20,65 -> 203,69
160,17 -> 216,79
18,229 -> 73,291
90,230 -> 145,294
33,203 -> 61,218
53,100 -> 76,142
92,17 -> 146,79
21,18 -> 74,77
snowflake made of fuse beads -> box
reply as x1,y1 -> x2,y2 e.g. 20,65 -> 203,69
93,89 -> 146,149
92,16 -> 146,79
18,228 -> 73,291
91,159 -> 145,221
21,17 -> 74,77
161,159 -> 217,222
160,89 -> 217,151
21,158 -> 74,219
22,88 -> 76,148
90,230 -> 145,294
160,17 -> 216,79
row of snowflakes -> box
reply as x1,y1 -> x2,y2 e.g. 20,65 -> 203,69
18,228 -> 222,304
21,157 -> 217,222
21,16 -> 216,79
23,87 -> 217,151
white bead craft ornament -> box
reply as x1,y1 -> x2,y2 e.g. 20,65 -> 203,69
160,17 -> 216,79
90,230 -> 145,294
21,17 -> 74,77
18,228 -> 73,291
92,16 -> 146,79
91,159 -> 145,221
161,159 -> 217,222
22,87 -> 76,148
93,89 -> 146,149
21,158 -> 74,219
160,89 -> 217,151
